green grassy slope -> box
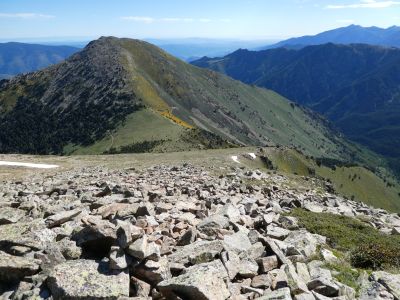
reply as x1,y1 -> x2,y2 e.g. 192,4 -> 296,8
257,148 -> 400,212
0,37 -> 384,169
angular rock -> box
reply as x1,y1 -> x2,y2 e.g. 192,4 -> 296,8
0,221 -> 46,250
168,240 -> 224,265
320,249 -> 337,263
0,207 -> 26,225
127,235 -> 160,261
158,260 -> 230,300
259,255 -> 279,273
72,216 -> 117,248
217,203 -> 241,223
258,287 -> 292,299
251,274 -> 272,289
131,276 -> 151,298
296,262 -> 311,284
133,257 -> 171,285
197,215 -> 229,236
294,293 -> 316,300
267,224 -> 290,240
45,209 -> 82,228
371,271 -> 400,299
0,251 -> 40,282
109,246 -> 130,270
177,227 -> 197,246
238,258 -> 259,278
223,231 -> 252,254
221,250 -> 241,280
285,230 -> 326,258
47,259 -> 129,299
284,262 -> 309,295
307,277 -> 340,297
57,238 -> 82,260
116,220 -> 143,249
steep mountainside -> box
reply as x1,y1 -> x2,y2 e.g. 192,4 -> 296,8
265,24 -> 400,49
0,37 -> 371,165
192,43 -> 400,163
0,42 -> 79,77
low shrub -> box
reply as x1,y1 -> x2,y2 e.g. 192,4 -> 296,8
290,208 -> 400,270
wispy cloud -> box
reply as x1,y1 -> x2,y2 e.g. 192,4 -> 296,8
0,13 -> 55,19
120,16 -> 155,23
326,0 -> 400,9
121,16 -> 222,23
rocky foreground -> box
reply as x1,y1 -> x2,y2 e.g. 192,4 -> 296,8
1,162 -> 400,299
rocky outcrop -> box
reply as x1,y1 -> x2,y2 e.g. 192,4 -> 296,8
1,162 -> 400,299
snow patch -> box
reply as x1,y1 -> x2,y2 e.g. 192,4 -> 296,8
247,153 -> 257,160
231,156 -> 240,163
0,161 -> 59,169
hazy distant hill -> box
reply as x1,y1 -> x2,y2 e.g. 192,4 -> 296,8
0,37 -> 365,165
264,25 -> 400,49
192,43 -> 400,165
145,38 -> 276,61
0,42 -> 79,78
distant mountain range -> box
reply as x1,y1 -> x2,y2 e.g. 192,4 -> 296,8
192,43 -> 400,164
0,37 -> 365,165
0,42 -> 80,79
264,25 -> 400,49
145,38 -> 277,61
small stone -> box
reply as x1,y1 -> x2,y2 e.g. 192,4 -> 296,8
238,258 -> 259,278
109,246 -> 130,270
45,210 -> 81,228
133,257 -> 172,285
251,274 -> 272,289
307,277 -> 340,297
267,224 -> 290,240
131,276 -> 151,298
177,227 -> 197,246
320,249 -> 337,263
57,238 -> 82,260
257,287 -> 292,299
259,255 -> 279,273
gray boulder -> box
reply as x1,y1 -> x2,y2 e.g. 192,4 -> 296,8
0,251 -> 40,282
47,259 -> 129,299
371,271 -> 400,299
158,260 -> 230,300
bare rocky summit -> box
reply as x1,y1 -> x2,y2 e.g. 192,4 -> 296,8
1,156 -> 400,299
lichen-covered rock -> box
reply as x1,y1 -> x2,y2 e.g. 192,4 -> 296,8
47,259 -> 129,299
168,240 -> 224,265
0,251 -> 40,282
0,207 -> 26,225
158,260 -> 230,300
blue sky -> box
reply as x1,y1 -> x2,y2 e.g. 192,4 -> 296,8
1,0 -> 400,40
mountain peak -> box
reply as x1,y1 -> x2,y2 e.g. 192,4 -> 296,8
266,24 -> 400,49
